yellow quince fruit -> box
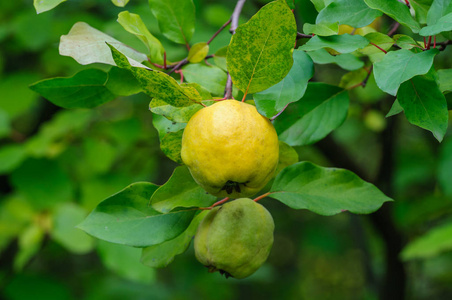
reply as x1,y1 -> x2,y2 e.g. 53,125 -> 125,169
181,100 -> 279,198
194,198 -> 274,279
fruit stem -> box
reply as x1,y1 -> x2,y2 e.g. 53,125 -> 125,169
199,197 -> 230,210
253,192 -> 271,202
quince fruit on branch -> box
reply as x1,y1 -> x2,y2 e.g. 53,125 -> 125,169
194,198 -> 274,279
181,100 -> 279,198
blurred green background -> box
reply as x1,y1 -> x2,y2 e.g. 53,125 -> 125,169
1,0 -> 452,299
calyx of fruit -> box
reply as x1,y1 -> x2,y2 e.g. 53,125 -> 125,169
181,100 -> 279,198
194,198 -> 274,279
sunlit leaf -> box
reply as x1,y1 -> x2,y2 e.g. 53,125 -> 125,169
59,22 -> 148,67
33,0 -> 66,14
300,34 -> 369,53
227,0 -> 297,94
303,22 -> 339,36
316,0 -> 382,28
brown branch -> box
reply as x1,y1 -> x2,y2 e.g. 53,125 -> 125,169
224,73 -> 233,99
208,19 -> 232,45
296,32 -> 313,39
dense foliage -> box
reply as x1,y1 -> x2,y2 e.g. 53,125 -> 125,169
1,0 -> 452,299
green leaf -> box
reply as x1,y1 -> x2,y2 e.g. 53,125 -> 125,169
30,69 -> 116,109
373,49 -> 439,95
112,0 -> 130,7
10,158 -> 74,210
213,46 -> 228,71
397,75 -> 448,142
438,68 -> 452,92
310,0 -> 334,12
227,0 -> 297,94
150,99 -> 203,123
151,166 -> 217,213
358,32 -> 394,63
269,161 -> 392,215
419,12 -> 452,35
0,109 -> 10,139
339,68 -> 369,89
0,72 -> 40,119
51,203 -> 95,254
106,67 -> 142,96
152,113 -> 186,140
160,129 -> 184,163
364,0 -> 421,33
307,49 -> 364,71
411,0 -> 434,24
78,182 -> 196,247
148,0 -> 195,44
275,141 -> 299,175
401,221 -> 452,260
182,64 -> 227,96
303,22 -> 339,36
427,0 -> 452,25
438,137 -> 452,195
141,210 -> 207,268
273,83 -> 349,146
33,0 -> 66,14
60,22 -> 148,66
0,145 -> 27,175
14,223 -> 45,271
316,0 -> 383,28
108,44 -> 195,107
187,42 -> 209,63
393,34 -> 422,50
254,50 -> 314,118
386,99 -> 404,117
97,240 -> 154,283
300,34 -> 370,53
117,11 -> 165,64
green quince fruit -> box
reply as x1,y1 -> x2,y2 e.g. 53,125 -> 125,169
194,198 -> 274,279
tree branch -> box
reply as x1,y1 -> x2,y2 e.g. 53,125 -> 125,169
230,0 -> 246,34
296,32 -> 313,39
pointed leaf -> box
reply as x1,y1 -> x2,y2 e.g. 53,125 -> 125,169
149,0 -> 195,44
393,34 -> 422,50
112,0 -> 130,7
373,49 -> 438,95
307,49 -> 364,71
274,83 -> 349,146
254,50 -> 314,118
187,42 -> 209,63
151,166 -> 217,213
182,64 -> 227,96
316,0 -> 382,28
227,0 -> 297,94
34,0 -> 66,14
300,34 -> 370,53
59,22 -> 147,66
386,99 -> 404,117
364,0 -> 421,33
427,0 -> 452,25
30,69 -> 116,109
397,75 -> 448,142
141,211 -> 207,268
117,11 -> 165,64
77,182 -> 196,247
303,22 -> 339,36
269,161 -> 392,215
401,222 -> 452,260
419,12 -> 452,36
438,68 -> 452,92
108,44 -> 196,107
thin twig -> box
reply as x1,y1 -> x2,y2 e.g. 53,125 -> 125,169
224,73 -> 233,99
387,22 -> 400,37
168,58 -> 188,74
230,0 -> 246,34
296,32 -> 313,39
208,19 -> 232,45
